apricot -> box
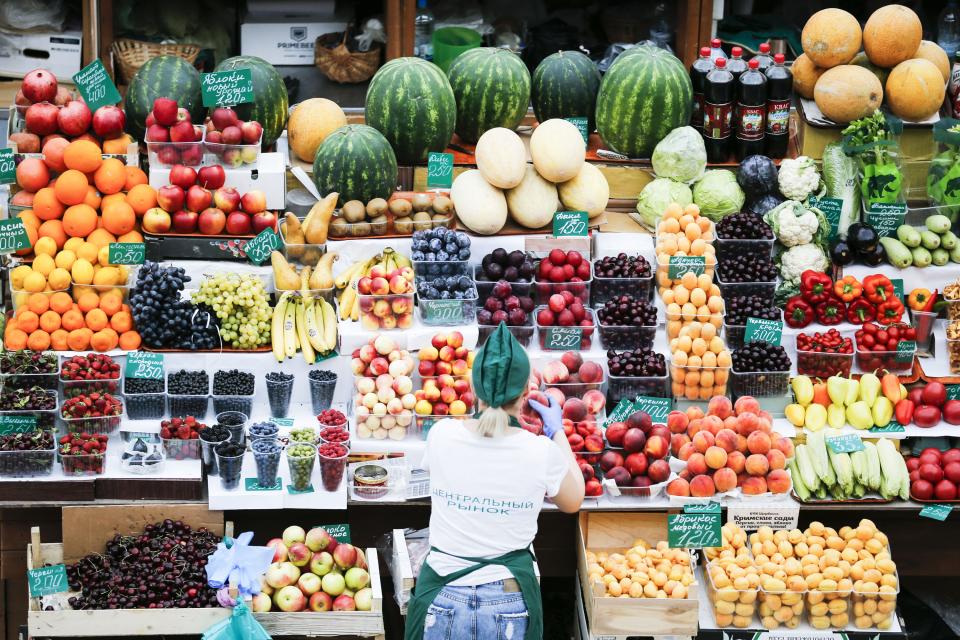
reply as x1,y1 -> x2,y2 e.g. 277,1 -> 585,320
746,453 -> 770,477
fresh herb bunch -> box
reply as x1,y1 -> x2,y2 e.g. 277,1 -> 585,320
841,110 -> 902,206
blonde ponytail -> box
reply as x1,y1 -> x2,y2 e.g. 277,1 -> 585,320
476,406 -> 510,438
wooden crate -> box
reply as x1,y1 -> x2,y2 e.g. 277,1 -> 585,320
389,529 -> 415,616
577,511 -> 699,638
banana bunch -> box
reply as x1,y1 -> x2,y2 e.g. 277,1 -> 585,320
336,247 -> 412,322
271,288 -> 338,363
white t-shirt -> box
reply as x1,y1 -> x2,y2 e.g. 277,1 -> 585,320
421,418 -> 569,586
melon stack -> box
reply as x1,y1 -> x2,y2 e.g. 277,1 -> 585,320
797,4 -> 948,123
450,119 -> 610,235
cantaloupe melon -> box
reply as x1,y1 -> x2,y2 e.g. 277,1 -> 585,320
450,169 -> 508,235
863,4 -> 922,68
558,162 -> 609,219
801,8 -> 861,68
886,58 -> 946,121
814,65 -> 883,124
914,40 -> 950,83
530,118 -> 585,183
850,52 -> 891,88
506,165 -> 559,229
475,128 -> 527,189
287,98 -> 347,162
792,54 -> 826,99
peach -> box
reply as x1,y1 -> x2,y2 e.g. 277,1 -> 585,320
678,468 -> 691,481
544,387 -> 566,407
542,360 -> 570,384
736,435 -> 749,454
767,469 -> 791,494
560,351 -> 583,373
582,389 -> 606,415
667,410 -> 689,434
622,427 -> 647,454
626,411 -> 652,433
774,436 -> 795,458
714,429 -> 738,453
584,433 -> 604,453
685,406 -> 704,421
705,446 -> 728,470
747,431 -> 772,455
650,425 -> 670,442
736,411 -> 760,435
677,442 -> 697,461
726,450 -> 746,474
578,361 -> 603,384
745,453 -> 770,477
687,419 -> 703,436
666,477 -> 690,497
670,433 -> 690,456
707,395 -> 733,419
702,414 -> 724,434
562,398 -> 588,422
723,415 -> 739,432
648,459 -> 670,483
734,396 -> 761,416
687,452 -> 708,476
766,449 -> 786,471
690,474 -> 716,497
692,430 -> 715,454
741,476 -> 768,495
713,467 -> 737,492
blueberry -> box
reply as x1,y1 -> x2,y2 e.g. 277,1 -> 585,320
445,276 -> 458,289
457,276 -> 472,290
445,242 -> 459,254
439,290 -> 452,299
429,238 -> 442,251
425,252 -> 436,261
457,234 -> 471,249
437,251 -> 450,261
458,248 -> 471,260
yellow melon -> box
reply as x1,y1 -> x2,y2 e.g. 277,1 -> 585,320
863,4 -> 922,68
814,66 -> 883,124
792,54 -> 826,99
801,8 -> 861,68
287,98 -> 348,162
914,40 -> 950,83
886,58 -> 946,121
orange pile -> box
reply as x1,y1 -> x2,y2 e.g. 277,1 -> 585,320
4,291 -> 141,353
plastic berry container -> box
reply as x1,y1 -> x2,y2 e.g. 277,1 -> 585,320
473,266 -> 534,299
477,321 -> 534,348
722,309 -> 783,349
123,377 -> 167,420
60,451 -> 106,476
278,216 -> 328,270
533,266 -> 592,305
146,130 -> 205,168
606,372 -> 670,406
161,436 -> 201,460
356,292 -> 415,332
0,437 -> 56,477
806,590 -> 852,631
60,412 -> 122,435
0,352 -> 60,392
758,585 -> 806,631
590,270 -> 654,307
597,321 -> 656,352
417,292 -> 479,327
795,340 -> 855,378
412,258 -> 471,280
715,269 -> 777,304
204,130 -> 262,168
730,367 -> 791,398
855,344 -> 916,373
167,369 -> 210,419
670,360 -> 730,402
714,234 -> 775,260
706,560 -> 760,629
534,306 -> 596,351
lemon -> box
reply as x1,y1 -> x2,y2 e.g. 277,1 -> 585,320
63,237 -> 84,252
71,258 -> 95,285
93,267 -> 119,286
31,254 -> 55,277
33,236 -> 57,257
23,271 -> 47,293
97,245 -> 111,267
54,250 -> 77,271
76,242 -> 99,263
47,267 -> 71,291
10,265 -> 32,290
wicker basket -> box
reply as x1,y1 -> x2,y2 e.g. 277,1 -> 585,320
314,32 -> 381,84
112,39 -> 201,84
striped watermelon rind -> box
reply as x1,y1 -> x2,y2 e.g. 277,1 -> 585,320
595,46 -> 693,159
532,51 -> 601,130
124,56 -> 203,141
447,48 -> 531,144
312,124 -> 398,205
213,55 -> 289,147
366,57 -> 456,165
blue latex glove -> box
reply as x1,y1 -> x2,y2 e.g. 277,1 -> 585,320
528,397 -> 562,439
205,531 -> 275,598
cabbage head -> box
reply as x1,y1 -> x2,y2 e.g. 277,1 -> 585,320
652,126 -> 707,184
693,170 -> 745,221
635,178 -> 693,230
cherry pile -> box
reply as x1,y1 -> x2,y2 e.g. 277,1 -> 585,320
60,354 -> 120,380
0,431 -> 55,475
593,254 -> 652,279
317,409 -> 347,428
725,295 -> 780,326
796,329 -> 854,378
718,253 -> 778,283
597,295 -> 657,327
731,341 -> 792,372
716,212 -> 774,240
65,520 -> 221,610
0,386 -> 55,410
606,349 -> 667,377
0,351 -> 57,374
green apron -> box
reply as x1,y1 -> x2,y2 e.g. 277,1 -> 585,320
404,546 -> 543,640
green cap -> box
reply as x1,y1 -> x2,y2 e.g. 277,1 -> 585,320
471,322 -> 530,408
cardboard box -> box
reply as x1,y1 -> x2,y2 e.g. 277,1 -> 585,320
240,20 -> 347,65
149,151 -> 287,209
0,31 -> 82,81
797,102 -> 936,161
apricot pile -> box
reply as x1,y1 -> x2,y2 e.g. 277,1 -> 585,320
669,320 -> 731,400
584,539 -> 693,600
655,203 -> 716,289
4,290 -> 140,352
663,272 -> 724,340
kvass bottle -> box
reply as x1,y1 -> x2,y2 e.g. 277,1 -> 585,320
703,57 -> 734,163
736,58 -> 767,161
753,42 -> 775,73
765,52 -> 792,158
709,38 -> 725,63
727,46 -> 748,82
690,46 -> 713,131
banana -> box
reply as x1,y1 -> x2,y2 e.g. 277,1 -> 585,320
392,250 -> 412,269
320,297 -> 338,351
335,260 -> 366,290
339,283 -> 356,320
296,297 -> 315,363
283,298 -> 298,358
350,289 -> 360,321
305,295 -> 326,352
271,294 -> 288,362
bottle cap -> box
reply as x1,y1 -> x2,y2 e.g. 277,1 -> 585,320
759,42 -> 771,53
748,58 -> 759,69
774,53 -> 785,64
712,38 -> 722,47
732,46 -> 743,57
700,47 -> 711,57
715,57 -> 727,68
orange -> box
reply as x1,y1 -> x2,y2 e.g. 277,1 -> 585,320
15,157 -> 50,192
93,158 -> 126,195
61,309 -> 85,331
66,328 -> 92,351
119,331 -> 142,351
4,329 -> 27,350
102,135 -> 133,155
83,185 -> 102,210
53,169 -> 90,206
62,204 -> 98,238
76,291 -> 100,312
42,137 -> 70,173
50,328 -> 69,350
32,188 -> 64,221
27,293 -> 49,315
16,224 -> 37,257
85,308 -> 108,331
49,292 -> 73,314
91,328 -> 118,352
118,230 -> 144,243
16,310 -> 39,333
125,184 -> 157,216
63,139 -> 103,173
124,166 -> 148,190
109,311 -> 133,333
39,310 -> 61,333
26,330 -> 50,351
100,192 -> 126,211
98,292 -> 123,316
102,201 -> 136,235
18,209 -> 41,229
37,219 -> 67,249
86,228 -> 116,248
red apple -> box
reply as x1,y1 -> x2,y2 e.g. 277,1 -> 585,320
172,210 -> 199,233
146,124 -> 169,143
56,100 -> 91,136
141,207 -> 172,234
176,107 -> 191,123
241,120 -> 263,144
22,68 -> 58,103
92,105 -> 126,139
169,119 -> 196,142
24,102 -> 59,136
169,165 -> 198,190
180,144 -> 202,165
198,208 -> 227,235
222,125 -> 242,145
241,190 -> 267,214
225,211 -> 252,235
252,211 -> 277,233
214,187 -> 241,213
152,97 -> 179,127
185,185 -> 213,213
197,165 -> 226,189
206,130 -> 223,144
156,185 -> 185,213
211,107 -> 239,130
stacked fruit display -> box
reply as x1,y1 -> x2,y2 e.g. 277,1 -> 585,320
144,98 -> 205,165
655,203 -> 715,289
58,432 -> 109,475
601,410 -> 672,492
270,288 -> 338,364
521,351 -> 606,435
785,373 -> 902,432
336,249 -> 415,328
255,526 -> 374,613
351,335 -> 416,439
203,106 -> 263,166
669,319 -> 731,401
906,447 -> 960,502
662,272 -> 724,341
784,272 -> 905,329
705,523 -> 760,628
584,539 -> 693,599
535,249 -> 591,302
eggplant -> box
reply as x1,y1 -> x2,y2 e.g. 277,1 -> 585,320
847,222 -> 879,255
737,155 -> 780,199
862,241 -> 887,267
830,239 -> 854,266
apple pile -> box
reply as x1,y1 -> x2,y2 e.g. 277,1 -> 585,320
357,263 -> 416,331
667,396 -> 794,497
351,335 -> 417,439
520,351 -> 606,435
145,98 -> 204,165
255,525 -> 374,613
417,330 -> 473,377
204,107 -> 264,166
601,410 -> 672,494
906,447 -> 960,502
414,375 -> 475,417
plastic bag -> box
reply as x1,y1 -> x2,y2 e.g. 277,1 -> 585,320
356,18 -> 386,52
0,0 -> 65,31
202,603 -> 270,640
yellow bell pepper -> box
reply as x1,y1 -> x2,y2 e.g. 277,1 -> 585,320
785,403 -> 806,427
827,403 -> 846,429
846,401 -> 874,430
804,404 -> 828,431
791,375 -> 814,406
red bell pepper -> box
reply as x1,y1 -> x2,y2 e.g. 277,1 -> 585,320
800,270 -> 834,305
815,298 -> 846,325
846,299 -> 876,324
924,289 -> 939,312
876,297 -> 905,325
785,296 -> 814,328
895,399 -> 915,426
863,274 -> 894,304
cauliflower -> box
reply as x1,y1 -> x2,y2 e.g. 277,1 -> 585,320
778,156 -> 821,202
779,243 -> 829,285
764,200 -> 822,247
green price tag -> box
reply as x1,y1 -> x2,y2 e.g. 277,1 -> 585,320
809,196 -> 843,241
683,502 -> 720,514
870,422 -> 906,434
245,478 -> 282,491
865,202 -> 907,238
314,523 -> 352,543
421,299 -> 463,324
897,340 -> 916,363
426,152 -> 454,190
891,278 -> 904,303
667,512 -> 721,549
633,396 -> 672,424
0,218 -> 31,255
947,385 -> 960,401
125,352 -> 164,380
288,483 -> 315,495
743,317 -> 784,346
552,210 -> 588,237
565,117 -> 589,144
667,256 -> 706,279
108,242 -> 145,265
200,69 -> 255,107
243,227 -> 281,265
271,418 -> 295,428
920,504 -> 953,521
604,398 -> 634,427
826,434 -> 865,454
542,326 -> 583,350
72,59 -> 121,112
0,415 -> 37,435
28,564 -> 68,597
0,148 -> 14,184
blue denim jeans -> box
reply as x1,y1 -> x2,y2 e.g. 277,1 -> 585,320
422,581 -> 530,640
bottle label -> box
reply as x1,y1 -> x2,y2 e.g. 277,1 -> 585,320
691,93 -> 704,129
951,62 -> 960,118
766,99 -> 790,134
703,101 -> 732,140
737,104 -> 766,141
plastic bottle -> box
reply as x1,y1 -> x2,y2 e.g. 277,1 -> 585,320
939,0 -> 960,62
753,42 -> 774,74
709,38 -> 724,64
690,47 -> 714,132
727,46 -> 748,82
414,0 -> 434,61
703,57 -> 734,163
950,51 -> 960,118
765,53 -> 792,158
736,58 -> 767,161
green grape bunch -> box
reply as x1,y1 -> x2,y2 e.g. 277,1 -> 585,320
192,274 -> 272,349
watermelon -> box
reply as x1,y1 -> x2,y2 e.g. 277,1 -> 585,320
365,57 -> 456,165
447,48 -> 531,144
213,55 -> 288,147
124,56 -> 203,141
312,125 -> 397,205
595,46 -> 693,159
532,51 -> 601,130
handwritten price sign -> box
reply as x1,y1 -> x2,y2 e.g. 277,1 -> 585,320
201,69 -> 255,107
108,242 -> 146,265
667,256 -> 705,279
0,148 -> 14,184
422,299 -> 463,324
667,512 -> 721,549
552,211 -> 588,237
744,317 -> 783,346
0,218 -> 31,255
72,59 -> 121,112
426,152 -> 454,190
542,326 -> 583,350
125,352 -> 164,380
28,564 -> 68,597
243,228 -> 281,265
